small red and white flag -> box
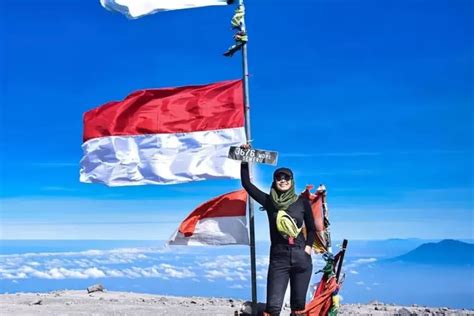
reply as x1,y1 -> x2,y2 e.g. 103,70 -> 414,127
168,189 -> 249,245
80,80 -> 245,186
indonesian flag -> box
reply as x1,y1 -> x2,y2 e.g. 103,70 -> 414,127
80,80 -> 245,186
100,0 -> 234,19
168,189 -> 249,245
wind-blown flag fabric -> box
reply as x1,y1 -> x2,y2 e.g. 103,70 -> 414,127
80,80 -> 245,186
100,0 -> 233,19
168,189 -> 249,245
302,185 -> 329,253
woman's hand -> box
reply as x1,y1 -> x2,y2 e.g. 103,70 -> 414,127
240,143 -> 251,149
304,245 -> 312,256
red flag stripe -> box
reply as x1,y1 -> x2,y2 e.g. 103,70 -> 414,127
83,80 -> 244,142
179,189 -> 247,237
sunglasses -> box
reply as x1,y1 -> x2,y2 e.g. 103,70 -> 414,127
275,174 -> 291,182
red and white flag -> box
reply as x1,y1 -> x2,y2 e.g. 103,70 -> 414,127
80,80 -> 245,186
168,189 -> 249,245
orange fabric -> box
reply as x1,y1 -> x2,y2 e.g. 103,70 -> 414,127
178,189 -> 247,237
304,277 -> 338,316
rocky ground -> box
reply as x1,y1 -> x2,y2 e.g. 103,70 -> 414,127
339,301 -> 474,316
0,290 -> 472,315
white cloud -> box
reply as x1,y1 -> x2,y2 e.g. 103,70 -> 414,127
238,274 -> 247,281
354,258 -> 377,264
84,268 -> 107,278
160,265 -> 194,279
200,255 -> 253,282
199,255 -> 249,269
3,266 -> 108,280
1,247 -> 166,261
106,269 -> 125,278
1,247 -> 268,286
205,269 -> 228,279
0,246 -> 198,281
345,258 -> 377,269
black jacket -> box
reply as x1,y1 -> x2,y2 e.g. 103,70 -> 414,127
241,162 -> 316,247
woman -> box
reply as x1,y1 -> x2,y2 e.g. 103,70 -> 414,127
241,158 -> 316,316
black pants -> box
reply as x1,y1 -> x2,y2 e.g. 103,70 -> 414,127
265,244 -> 313,315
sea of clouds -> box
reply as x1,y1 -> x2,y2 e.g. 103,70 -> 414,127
0,245 -> 374,285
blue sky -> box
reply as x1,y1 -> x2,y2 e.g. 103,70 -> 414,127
0,0 -> 472,240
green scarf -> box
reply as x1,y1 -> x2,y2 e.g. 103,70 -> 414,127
270,181 -> 298,211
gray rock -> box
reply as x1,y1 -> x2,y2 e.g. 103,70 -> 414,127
240,302 -> 252,315
240,301 -> 266,315
396,307 -> 413,316
86,284 -> 104,294
30,299 -> 42,305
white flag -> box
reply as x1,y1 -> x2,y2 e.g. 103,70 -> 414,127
100,0 -> 233,19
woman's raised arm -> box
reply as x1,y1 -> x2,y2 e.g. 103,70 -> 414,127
240,162 -> 268,206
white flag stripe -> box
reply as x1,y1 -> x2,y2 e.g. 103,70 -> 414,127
80,127 -> 245,186
100,0 -> 229,18
168,216 -> 249,246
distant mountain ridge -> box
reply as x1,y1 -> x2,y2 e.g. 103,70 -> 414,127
390,239 -> 474,265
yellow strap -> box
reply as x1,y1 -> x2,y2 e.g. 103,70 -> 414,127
276,210 -> 302,239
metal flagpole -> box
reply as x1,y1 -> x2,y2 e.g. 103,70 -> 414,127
238,0 -> 258,314
320,186 -> 333,254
